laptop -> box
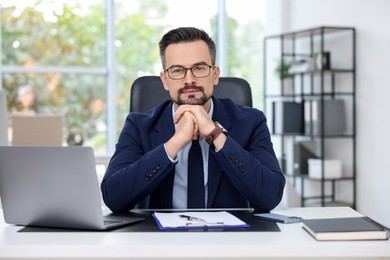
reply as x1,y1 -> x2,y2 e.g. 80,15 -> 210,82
0,146 -> 144,230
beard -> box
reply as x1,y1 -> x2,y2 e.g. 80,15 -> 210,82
174,86 -> 210,106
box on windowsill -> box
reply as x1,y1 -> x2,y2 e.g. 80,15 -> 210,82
308,159 -> 342,179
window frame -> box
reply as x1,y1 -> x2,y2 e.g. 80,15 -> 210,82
0,0 -> 263,156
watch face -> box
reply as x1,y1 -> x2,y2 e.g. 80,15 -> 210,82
215,121 -> 227,133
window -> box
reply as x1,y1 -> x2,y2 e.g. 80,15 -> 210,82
1,0 -> 107,152
0,0 -> 266,155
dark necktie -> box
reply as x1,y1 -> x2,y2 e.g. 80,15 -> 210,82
187,139 -> 205,208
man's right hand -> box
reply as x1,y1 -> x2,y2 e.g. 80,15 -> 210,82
165,111 -> 198,159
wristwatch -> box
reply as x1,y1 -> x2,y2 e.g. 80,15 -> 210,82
205,121 -> 227,145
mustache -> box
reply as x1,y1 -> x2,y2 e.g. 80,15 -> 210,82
177,86 -> 204,95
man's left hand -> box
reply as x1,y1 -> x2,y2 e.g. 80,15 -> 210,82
174,105 -> 215,137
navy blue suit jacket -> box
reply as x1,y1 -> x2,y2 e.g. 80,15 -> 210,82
101,97 -> 285,213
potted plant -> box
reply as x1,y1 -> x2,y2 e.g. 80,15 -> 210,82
274,60 -> 292,79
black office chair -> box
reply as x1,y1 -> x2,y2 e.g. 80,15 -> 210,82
130,76 -> 252,112
129,76 -> 252,209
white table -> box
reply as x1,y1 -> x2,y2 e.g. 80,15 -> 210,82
0,207 -> 389,259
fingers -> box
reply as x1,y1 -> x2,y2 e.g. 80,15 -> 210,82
174,105 -> 214,137
174,105 -> 193,124
186,111 -> 199,140
175,111 -> 198,142
173,106 -> 200,139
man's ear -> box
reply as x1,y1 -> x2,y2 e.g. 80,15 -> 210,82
160,71 -> 169,91
212,66 -> 220,85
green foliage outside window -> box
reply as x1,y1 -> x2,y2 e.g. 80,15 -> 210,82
1,1 -> 164,152
1,0 -> 264,153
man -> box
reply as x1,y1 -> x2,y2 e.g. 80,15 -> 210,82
101,27 -> 285,213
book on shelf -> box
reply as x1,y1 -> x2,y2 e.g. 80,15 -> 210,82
302,217 -> 389,241
304,99 -> 346,136
272,101 -> 304,134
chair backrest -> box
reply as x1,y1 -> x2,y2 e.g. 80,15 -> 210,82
130,76 -> 252,112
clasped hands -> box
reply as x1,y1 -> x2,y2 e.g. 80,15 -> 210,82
174,105 -> 215,143
165,105 -> 219,159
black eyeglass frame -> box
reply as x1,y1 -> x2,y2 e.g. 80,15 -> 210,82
164,64 -> 215,80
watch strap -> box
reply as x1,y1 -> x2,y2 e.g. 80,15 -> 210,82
205,123 -> 224,145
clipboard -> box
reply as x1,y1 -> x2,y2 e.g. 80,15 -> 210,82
153,211 -> 250,231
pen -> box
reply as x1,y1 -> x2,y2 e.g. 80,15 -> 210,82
179,214 -> 207,222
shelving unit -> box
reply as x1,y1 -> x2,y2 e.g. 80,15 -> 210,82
263,26 -> 356,208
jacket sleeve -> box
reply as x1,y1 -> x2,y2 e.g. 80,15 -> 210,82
100,113 -> 175,213
211,110 -> 285,212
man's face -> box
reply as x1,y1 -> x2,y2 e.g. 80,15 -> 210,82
160,40 -> 220,110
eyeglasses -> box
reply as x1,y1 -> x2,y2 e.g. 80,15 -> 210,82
164,64 -> 215,80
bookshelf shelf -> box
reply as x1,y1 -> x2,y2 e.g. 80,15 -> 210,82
263,26 -> 356,208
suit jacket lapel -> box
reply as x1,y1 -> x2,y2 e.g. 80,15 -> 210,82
151,102 -> 175,147
150,102 -> 176,208
207,97 -> 232,207
207,154 -> 222,207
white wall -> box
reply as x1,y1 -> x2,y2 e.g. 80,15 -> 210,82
266,0 -> 390,227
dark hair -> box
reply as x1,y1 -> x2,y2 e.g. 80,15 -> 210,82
159,27 -> 216,70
